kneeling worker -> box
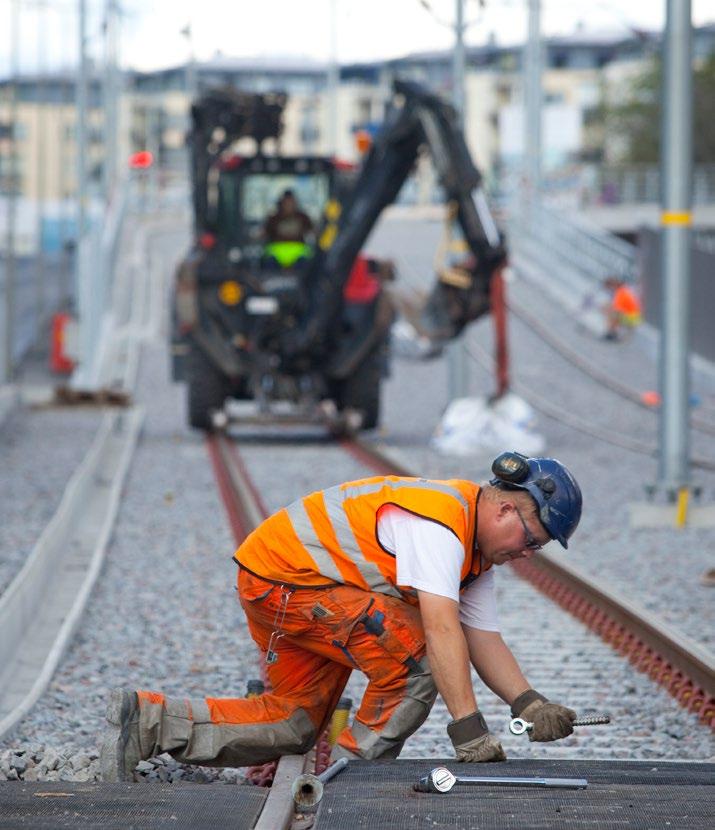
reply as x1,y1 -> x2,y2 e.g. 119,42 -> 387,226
101,452 -> 582,781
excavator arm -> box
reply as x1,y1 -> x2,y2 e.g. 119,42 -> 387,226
283,79 -> 506,367
188,87 -> 286,233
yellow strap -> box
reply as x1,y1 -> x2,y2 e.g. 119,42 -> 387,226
661,211 -> 692,226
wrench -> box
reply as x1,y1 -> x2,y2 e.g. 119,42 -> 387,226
509,713 -> 611,735
413,766 -> 588,793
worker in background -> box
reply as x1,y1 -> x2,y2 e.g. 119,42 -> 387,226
602,276 -> 642,341
101,451 -> 583,782
263,189 -> 314,244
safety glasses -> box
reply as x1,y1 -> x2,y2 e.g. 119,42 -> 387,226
514,506 -> 543,552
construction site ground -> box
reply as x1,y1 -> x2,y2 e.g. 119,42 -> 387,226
1,758 -> 713,829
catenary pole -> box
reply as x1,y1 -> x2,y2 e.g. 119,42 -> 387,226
524,0 -> 542,199
76,0 -> 88,276
659,0 -> 693,498
2,0 -> 20,382
447,0 -> 468,401
35,0 -> 48,332
327,0 -> 339,155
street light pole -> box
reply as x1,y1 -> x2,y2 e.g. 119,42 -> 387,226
327,0 -> 339,155
2,0 -> 20,383
35,0 -> 48,333
447,0 -> 468,401
524,0 -> 542,200
659,0 -> 693,504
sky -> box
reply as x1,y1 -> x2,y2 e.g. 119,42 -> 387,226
1,0 -> 714,76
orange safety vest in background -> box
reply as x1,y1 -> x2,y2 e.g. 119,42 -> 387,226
234,476 -> 484,600
611,285 -> 642,322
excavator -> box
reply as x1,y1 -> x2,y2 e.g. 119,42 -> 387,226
171,79 -> 508,431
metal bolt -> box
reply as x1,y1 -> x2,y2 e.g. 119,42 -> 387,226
509,713 -> 611,735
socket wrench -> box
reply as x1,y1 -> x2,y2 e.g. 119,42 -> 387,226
414,766 -> 588,793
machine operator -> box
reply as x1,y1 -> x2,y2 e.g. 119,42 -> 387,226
101,451 -> 582,781
263,189 -> 314,244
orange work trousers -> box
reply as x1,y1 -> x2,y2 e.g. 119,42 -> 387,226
135,569 -> 436,767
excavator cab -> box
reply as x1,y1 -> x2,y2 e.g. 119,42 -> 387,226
172,147 -> 391,430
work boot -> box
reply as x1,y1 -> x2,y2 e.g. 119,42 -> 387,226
99,688 -> 143,782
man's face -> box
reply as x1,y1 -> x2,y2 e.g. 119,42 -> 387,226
281,195 -> 297,214
480,502 -> 551,566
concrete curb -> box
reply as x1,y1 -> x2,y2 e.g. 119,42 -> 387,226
0,406 -> 145,741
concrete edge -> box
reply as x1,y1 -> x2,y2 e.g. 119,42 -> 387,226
0,406 -> 145,741
253,754 -> 305,830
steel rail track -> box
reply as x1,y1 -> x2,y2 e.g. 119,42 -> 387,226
507,296 -> 715,439
342,436 -> 715,731
206,433 -> 335,815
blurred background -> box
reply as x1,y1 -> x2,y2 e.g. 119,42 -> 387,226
0,1 -> 714,463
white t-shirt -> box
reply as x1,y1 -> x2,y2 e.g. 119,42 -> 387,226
376,505 -> 500,632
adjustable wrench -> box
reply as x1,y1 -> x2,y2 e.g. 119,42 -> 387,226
413,766 -> 587,793
509,713 -> 611,735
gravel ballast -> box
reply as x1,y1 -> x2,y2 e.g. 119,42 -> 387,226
0,213 -> 712,786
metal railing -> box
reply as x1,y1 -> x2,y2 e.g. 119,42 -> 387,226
508,198 -> 638,291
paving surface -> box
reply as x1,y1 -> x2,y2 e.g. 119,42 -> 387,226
0,781 -> 266,829
315,758 -> 715,829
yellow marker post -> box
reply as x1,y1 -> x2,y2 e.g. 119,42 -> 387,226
660,211 -> 692,226
675,487 -> 689,528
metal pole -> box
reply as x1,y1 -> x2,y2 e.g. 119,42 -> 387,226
524,0 -> 542,200
2,0 -> 20,383
183,23 -> 198,100
76,0 -> 88,261
103,0 -> 119,203
659,0 -> 693,496
447,0 -> 468,401
73,0 -> 89,383
35,0 -> 48,333
327,0 -> 339,155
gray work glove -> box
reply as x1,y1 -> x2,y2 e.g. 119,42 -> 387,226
447,711 -> 507,762
511,689 -> 577,742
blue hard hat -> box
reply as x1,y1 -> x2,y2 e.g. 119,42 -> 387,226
490,452 -> 582,548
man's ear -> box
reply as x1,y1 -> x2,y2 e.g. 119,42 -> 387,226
497,499 -> 516,519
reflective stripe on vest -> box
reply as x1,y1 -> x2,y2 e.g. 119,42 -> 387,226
235,476 -> 480,596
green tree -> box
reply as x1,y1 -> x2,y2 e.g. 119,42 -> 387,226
603,53 -> 715,164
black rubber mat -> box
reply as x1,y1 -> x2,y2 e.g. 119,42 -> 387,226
0,782 -> 267,830
314,758 -> 715,829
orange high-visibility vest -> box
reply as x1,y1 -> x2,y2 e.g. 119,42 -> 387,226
234,476 -> 485,600
611,285 -> 641,316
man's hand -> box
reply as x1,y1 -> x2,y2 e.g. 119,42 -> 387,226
447,711 -> 507,762
511,689 -> 576,742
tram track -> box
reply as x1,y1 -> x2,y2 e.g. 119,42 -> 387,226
208,429 -> 715,748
